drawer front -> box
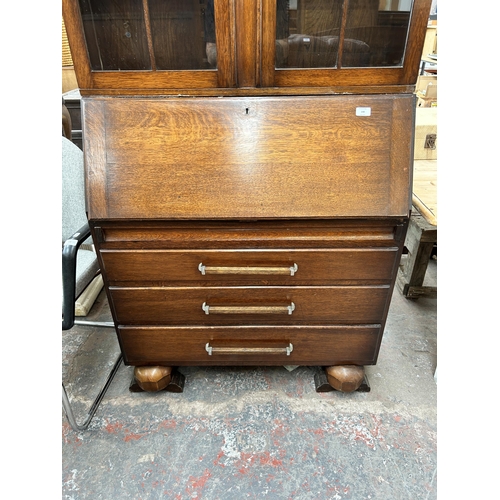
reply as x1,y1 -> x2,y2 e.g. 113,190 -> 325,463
101,248 -> 398,285
118,325 -> 382,366
93,219 -> 403,249
110,285 -> 390,325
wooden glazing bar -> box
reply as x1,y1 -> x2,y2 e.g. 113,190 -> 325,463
215,0 -> 237,88
62,0 -> 93,89
260,0 -> 276,87
337,0 -> 350,68
235,0 -> 259,87
141,0 -> 157,70
402,0 -> 433,83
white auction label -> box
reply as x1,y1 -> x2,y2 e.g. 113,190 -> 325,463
356,107 -> 371,116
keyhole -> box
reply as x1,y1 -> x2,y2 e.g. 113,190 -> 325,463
245,107 -> 249,115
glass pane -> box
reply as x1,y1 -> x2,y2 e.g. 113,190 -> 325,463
276,0 -> 344,69
78,0 -> 151,70
343,0 -> 412,67
149,0 -> 216,70
276,0 -> 413,69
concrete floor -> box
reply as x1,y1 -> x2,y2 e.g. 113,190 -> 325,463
62,259 -> 437,499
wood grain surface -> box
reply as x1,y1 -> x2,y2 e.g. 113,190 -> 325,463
109,285 -> 390,325
84,94 -> 413,220
118,325 -> 382,366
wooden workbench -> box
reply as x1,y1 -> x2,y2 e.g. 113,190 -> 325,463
412,159 -> 437,225
397,159 -> 437,299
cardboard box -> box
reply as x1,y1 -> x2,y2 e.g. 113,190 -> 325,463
422,26 -> 437,57
417,83 -> 437,107
416,75 -> 437,93
416,76 -> 437,107
414,107 -> 437,160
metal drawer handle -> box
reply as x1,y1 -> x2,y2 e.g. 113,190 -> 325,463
198,263 -> 298,276
205,343 -> 293,356
202,302 -> 295,315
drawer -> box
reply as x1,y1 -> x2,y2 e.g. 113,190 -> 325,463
93,220 -> 403,249
100,248 -> 398,285
118,325 -> 382,366
110,285 -> 390,325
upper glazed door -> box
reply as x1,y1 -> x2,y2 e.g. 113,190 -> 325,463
261,0 -> 432,87
63,0 -> 432,93
63,0 -> 236,91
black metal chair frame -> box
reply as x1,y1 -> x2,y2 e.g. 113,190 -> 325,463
62,222 -> 122,432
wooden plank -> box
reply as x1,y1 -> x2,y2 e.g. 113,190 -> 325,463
75,274 -> 104,316
404,284 -> 437,299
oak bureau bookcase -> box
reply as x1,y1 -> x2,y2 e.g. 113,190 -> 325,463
63,0 -> 432,393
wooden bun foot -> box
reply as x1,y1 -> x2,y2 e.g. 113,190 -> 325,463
326,365 -> 365,393
134,366 -> 173,392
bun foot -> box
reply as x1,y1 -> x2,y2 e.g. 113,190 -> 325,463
326,365 -> 365,393
134,366 -> 173,392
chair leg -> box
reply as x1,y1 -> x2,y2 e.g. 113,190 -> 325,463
62,353 -> 123,432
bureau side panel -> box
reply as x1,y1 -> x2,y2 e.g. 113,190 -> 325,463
81,99 -> 107,218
